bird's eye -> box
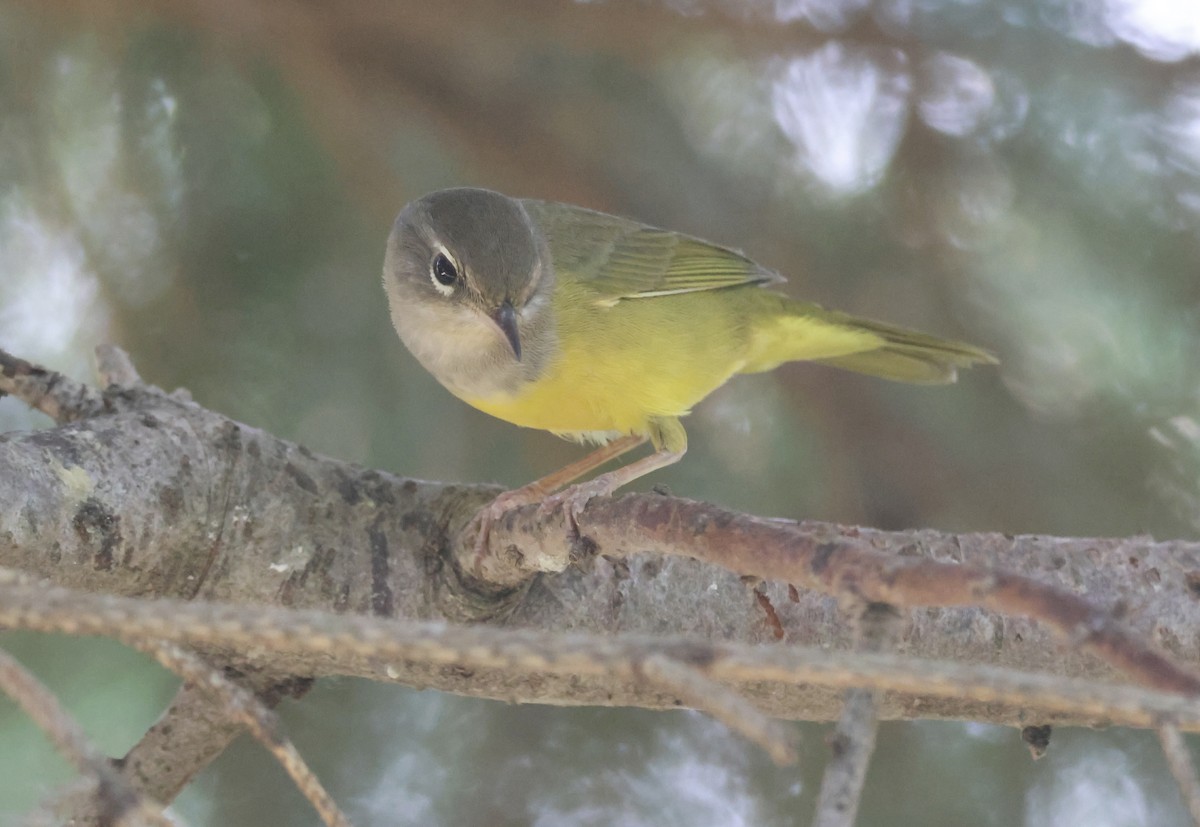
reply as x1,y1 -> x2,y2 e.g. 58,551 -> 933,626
431,253 -> 459,289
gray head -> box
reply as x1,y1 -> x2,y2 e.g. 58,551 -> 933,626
383,188 -> 556,399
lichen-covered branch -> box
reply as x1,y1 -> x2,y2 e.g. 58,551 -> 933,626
4,345 -> 1200,725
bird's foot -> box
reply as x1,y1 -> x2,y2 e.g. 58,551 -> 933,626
467,485 -> 548,577
468,474 -> 621,577
535,472 -> 620,527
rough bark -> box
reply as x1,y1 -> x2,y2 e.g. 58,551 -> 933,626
3,350 -> 1200,729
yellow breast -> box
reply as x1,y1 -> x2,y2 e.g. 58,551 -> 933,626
462,282 -> 752,440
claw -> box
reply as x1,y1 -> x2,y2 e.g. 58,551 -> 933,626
538,473 -> 619,527
469,487 -> 546,576
470,473 -> 620,575
465,437 -> 674,578
468,440 -> 687,576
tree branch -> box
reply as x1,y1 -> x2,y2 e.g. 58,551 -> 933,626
131,643 -> 348,827
812,603 -> 898,827
481,494 -> 1200,695
3,346 -> 1200,725
1159,723 -> 1200,827
6,344 -> 1200,821
0,646 -> 173,826
6,574 -> 1200,733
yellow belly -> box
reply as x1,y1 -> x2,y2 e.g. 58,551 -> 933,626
458,282 -> 924,440
462,284 -> 752,439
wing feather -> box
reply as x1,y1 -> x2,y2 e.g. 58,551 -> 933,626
522,200 -> 783,302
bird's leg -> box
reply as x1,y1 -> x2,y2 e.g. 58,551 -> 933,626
500,434 -> 648,506
538,447 -> 685,523
470,434 -> 646,567
542,416 -> 688,528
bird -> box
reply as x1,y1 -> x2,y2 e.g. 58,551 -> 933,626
382,187 -> 996,544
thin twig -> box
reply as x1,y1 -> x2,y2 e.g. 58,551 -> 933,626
1159,723 -> 1200,827
814,689 -> 878,827
0,349 -> 105,423
812,603 -> 898,827
3,575 -> 1200,732
639,653 -> 796,765
0,647 -> 174,827
107,672 -> 310,814
129,642 -> 351,827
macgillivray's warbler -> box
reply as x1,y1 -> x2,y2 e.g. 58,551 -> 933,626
383,187 -> 996,545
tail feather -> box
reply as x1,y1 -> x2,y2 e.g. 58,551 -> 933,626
810,311 -> 997,384
743,296 -> 997,384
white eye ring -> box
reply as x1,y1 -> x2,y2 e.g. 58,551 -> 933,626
429,248 -> 460,297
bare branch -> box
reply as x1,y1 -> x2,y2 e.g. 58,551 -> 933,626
0,349 -> 106,423
4,575 -> 1200,733
638,654 -> 796,766
812,603 -> 899,827
121,679 -> 257,805
814,689 -> 878,827
111,670 -> 312,811
7,345 -> 1200,813
484,496 -> 1200,696
6,345 -> 1200,720
0,647 -> 174,827
130,642 -> 350,827
1159,724 -> 1200,827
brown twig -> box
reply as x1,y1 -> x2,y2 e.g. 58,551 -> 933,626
483,496 -> 1200,697
130,642 -> 351,827
120,679 -> 259,807
0,646 -> 174,827
0,349 -> 106,423
1159,723 -> 1200,827
4,574 -> 1200,732
639,653 -> 796,765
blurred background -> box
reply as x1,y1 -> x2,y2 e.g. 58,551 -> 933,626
1,0 -> 1199,824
